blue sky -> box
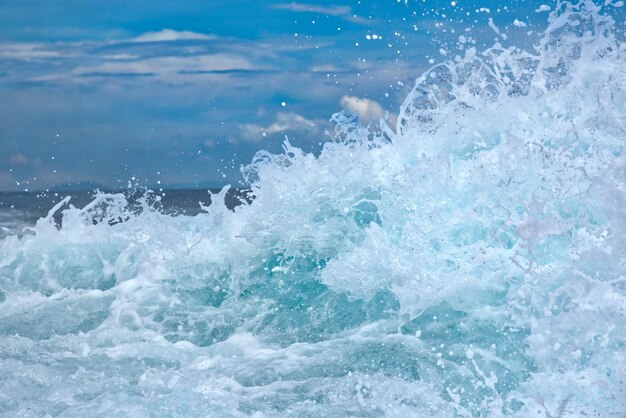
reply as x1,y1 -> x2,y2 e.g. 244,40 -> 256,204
0,0 -> 552,191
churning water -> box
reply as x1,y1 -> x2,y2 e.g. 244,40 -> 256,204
1,1 -> 625,416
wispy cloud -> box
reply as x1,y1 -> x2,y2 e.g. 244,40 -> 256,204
0,32 -> 270,85
0,19 -> 419,190
271,2 -> 370,24
129,29 -> 216,43
0,42 -> 71,61
71,54 -> 257,83
0,28 -> 354,86
272,2 -> 350,16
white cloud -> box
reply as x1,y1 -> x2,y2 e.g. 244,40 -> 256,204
311,64 -> 343,72
0,31 -> 346,86
239,112 -> 322,142
271,2 -> 369,24
71,54 -> 256,83
130,29 -> 215,43
4,34 -> 262,84
339,95 -> 385,124
0,42 -> 69,60
101,54 -> 138,60
272,3 -> 350,15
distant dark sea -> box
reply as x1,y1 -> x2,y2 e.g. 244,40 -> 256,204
0,188 -> 249,238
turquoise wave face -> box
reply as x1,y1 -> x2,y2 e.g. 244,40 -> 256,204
1,2 -> 626,416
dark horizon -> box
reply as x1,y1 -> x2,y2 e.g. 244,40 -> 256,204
0,179 -> 242,194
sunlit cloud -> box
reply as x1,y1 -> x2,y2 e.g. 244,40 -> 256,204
339,95 -> 386,124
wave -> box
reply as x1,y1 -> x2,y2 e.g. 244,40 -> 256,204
1,1 -> 625,416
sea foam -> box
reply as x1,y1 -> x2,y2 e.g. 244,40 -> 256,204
1,1 -> 625,416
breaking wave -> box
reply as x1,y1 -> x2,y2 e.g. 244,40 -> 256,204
1,1 -> 625,416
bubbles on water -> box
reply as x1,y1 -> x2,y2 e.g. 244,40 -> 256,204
1,1 -> 626,416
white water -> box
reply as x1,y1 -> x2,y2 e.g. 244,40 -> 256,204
1,1 -> 625,416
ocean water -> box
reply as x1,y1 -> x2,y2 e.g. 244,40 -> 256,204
1,1 -> 626,416
0,189 -> 250,239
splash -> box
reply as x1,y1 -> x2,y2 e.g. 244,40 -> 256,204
1,1 -> 625,416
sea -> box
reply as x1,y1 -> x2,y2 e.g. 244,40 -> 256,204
0,189 -> 250,239
1,1 -> 625,417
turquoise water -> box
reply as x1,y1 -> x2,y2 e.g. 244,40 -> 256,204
1,1 -> 626,416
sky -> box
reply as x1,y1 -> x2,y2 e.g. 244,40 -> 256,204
0,0 -> 555,191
